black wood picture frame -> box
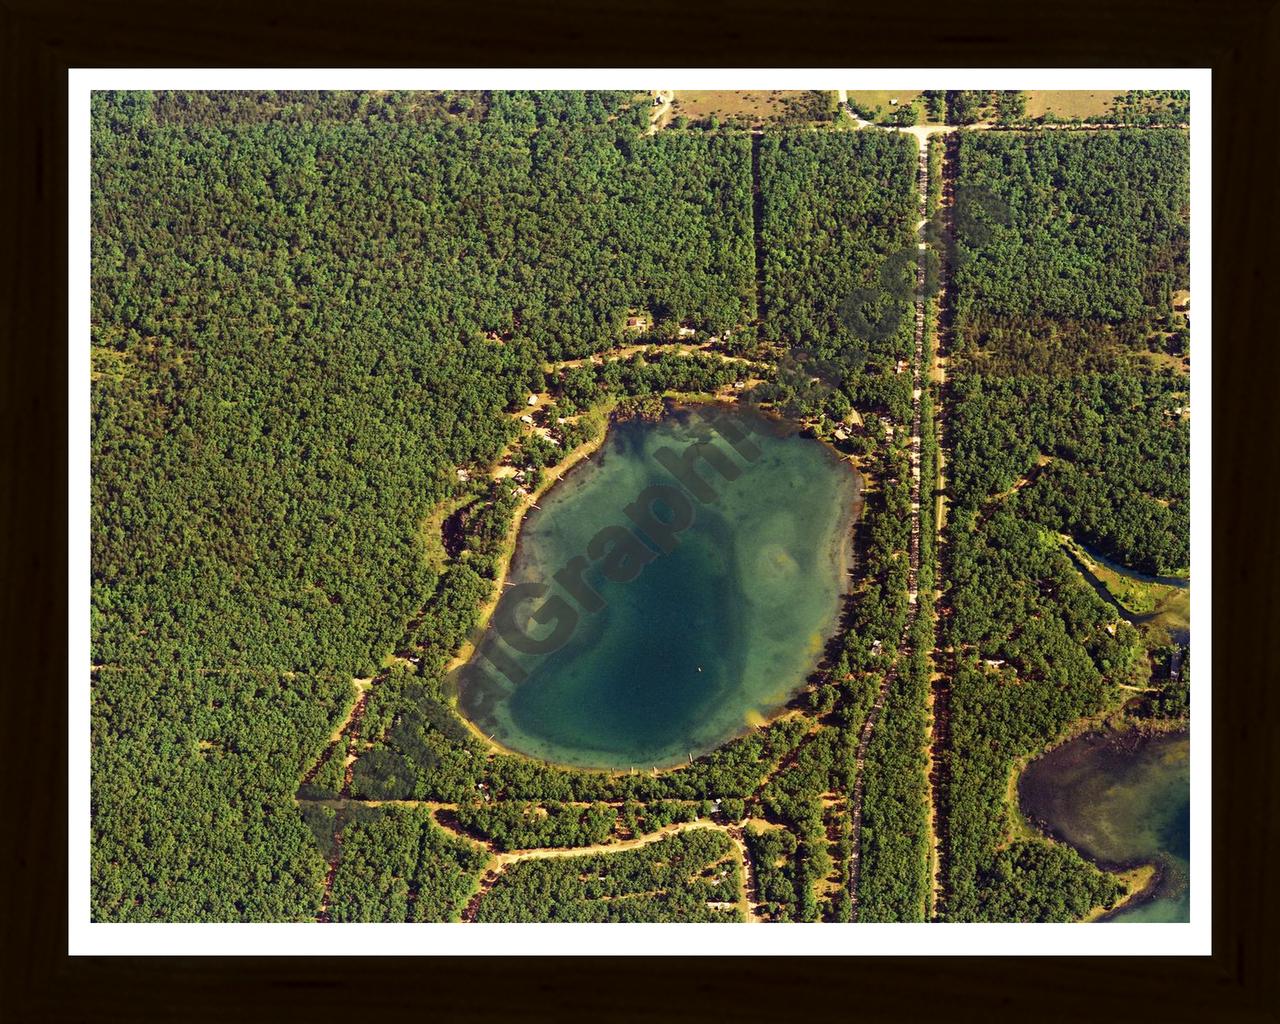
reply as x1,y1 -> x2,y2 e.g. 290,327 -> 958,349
3,0 -> 1275,1019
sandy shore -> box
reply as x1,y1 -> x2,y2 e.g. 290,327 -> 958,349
443,405 -> 616,682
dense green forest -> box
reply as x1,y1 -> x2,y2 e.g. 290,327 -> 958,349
939,128 -> 1191,922
938,366 -> 1188,920
92,666 -> 349,920
90,90 -> 1191,927
856,306 -> 938,923
90,88 -> 755,920
952,131 -> 1189,350
326,805 -> 489,922
948,372 -> 1189,575
93,87 -> 754,674
757,130 -> 918,379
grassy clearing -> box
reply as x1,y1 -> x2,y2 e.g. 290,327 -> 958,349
668,90 -> 832,127
1139,350 -> 1191,376
1023,90 -> 1118,121
1002,756 -> 1042,846
847,90 -> 947,126
849,88 -> 921,112
417,495 -> 475,573
1059,535 -> 1185,619
1141,590 -> 1191,648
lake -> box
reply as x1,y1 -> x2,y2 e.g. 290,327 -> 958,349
1019,729 -> 1190,922
455,404 -> 862,769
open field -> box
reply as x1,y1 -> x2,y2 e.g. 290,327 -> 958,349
668,90 -> 834,127
1023,90 -> 1118,121
1140,350 -> 1191,376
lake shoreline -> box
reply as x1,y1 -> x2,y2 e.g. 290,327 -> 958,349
448,397 -> 865,774
443,402 -> 619,766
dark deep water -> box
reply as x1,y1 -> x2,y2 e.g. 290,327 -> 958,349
1019,730 -> 1191,922
456,405 -> 861,769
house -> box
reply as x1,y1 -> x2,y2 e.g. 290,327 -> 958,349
520,414 -> 534,425
834,427 -> 849,441
527,394 -> 538,406
456,468 -> 469,482
677,326 -> 696,338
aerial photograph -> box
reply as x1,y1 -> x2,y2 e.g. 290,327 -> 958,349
88,85 -> 1193,929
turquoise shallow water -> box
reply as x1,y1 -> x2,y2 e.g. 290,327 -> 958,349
1019,730 -> 1191,923
456,404 -> 861,769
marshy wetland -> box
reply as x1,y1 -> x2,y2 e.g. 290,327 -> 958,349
1020,729 -> 1191,922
